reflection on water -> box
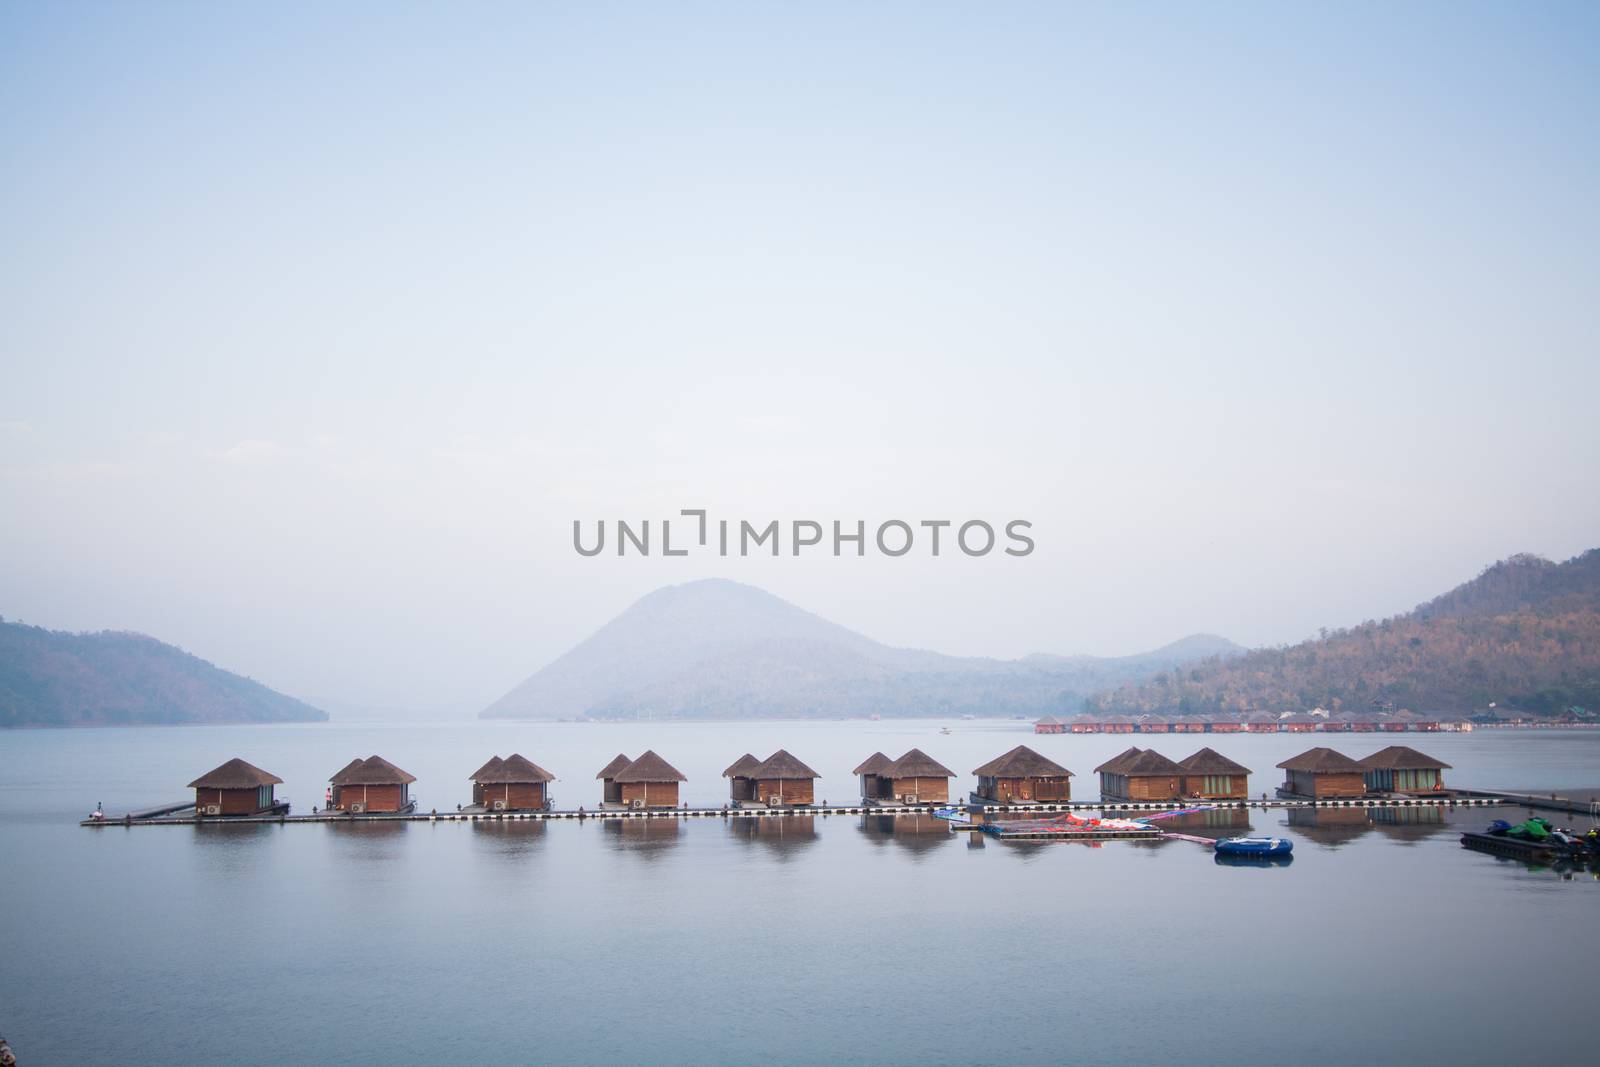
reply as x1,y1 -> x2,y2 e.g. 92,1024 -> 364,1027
1114,808 -> 1254,838
601,817 -> 679,857
729,814 -> 818,858
1290,805 -> 1458,848
857,813 -> 953,857
1288,807 -> 1371,847
322,819 -> 408,861
469,819 -> 547,857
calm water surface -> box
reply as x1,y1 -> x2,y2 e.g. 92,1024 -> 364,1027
2,721 -> 1597,1066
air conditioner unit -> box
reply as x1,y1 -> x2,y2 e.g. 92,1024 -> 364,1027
629,798 -> 646,810
349,803 -> 366,814
203,804 -> 221,816
491,799 -> 507,812
902,794 -> 919,805
767,795 -> 784,807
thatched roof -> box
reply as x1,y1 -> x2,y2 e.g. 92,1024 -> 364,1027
883,748 -> 955,779
853,751 -> 893,776
1035,715 -> 1063,725
751,749 -> 820,779
1093,747 -> 1144,774
332,755 -> 417,785
188,758 -> 283,790
1178,747 -> 1252,775
972,745 -> 1073,778
475,753 -> 555,784
1359,746 -> 1451,771
1276,747 -> 1365,773
612,749 -> 686,783
1121,749 -> 1185,775
469,756 -> 506,781
330,757 -> 365,783
723,753 -> 762,778
595,753 -> 633,780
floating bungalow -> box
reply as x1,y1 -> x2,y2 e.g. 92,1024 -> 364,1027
1034,715 -> 1066,734
1245,713 -> 1280,734
188,758 -> 287,816
878,748 -> 955,804
1177,747 -> 1251,799
1276,747 -> 1366,799
1359,746 -> 1451,795
747,749 -> 821,807
470,753 -> 555,811
723,753 -> 763,804
1094,747 -> 1184,802
853,752 -> 895,802
607,750 -> 686,809
329,755 -> 417,813
971,745 -> 1073,804
1209,716 -> 1243,734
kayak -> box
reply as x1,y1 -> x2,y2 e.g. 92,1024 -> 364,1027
1215,836 -> 1293,857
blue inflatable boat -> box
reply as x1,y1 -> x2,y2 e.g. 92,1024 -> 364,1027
1214,836 -> 1293,857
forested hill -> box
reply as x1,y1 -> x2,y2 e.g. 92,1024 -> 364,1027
0,620 -> 328,727
1085,550 -> 1600,719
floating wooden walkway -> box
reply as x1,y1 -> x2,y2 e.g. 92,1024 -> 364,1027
79,794 -> 1507,828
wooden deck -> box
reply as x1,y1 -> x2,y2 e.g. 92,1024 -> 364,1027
79,793 -> 1508,828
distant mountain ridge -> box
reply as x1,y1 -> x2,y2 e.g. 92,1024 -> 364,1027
1086,549 -> 1600,718
481,579 -> 1243,720
0,620 -> 328,727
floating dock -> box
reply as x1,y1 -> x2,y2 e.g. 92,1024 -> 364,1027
80,794 -> 1507,828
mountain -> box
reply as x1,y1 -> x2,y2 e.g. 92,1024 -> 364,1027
1085,549 -> 1600,719
481,579 -> 1243,720
0,620 -> 328,727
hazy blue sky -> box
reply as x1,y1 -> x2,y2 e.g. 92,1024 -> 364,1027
2,2 -> 1596,714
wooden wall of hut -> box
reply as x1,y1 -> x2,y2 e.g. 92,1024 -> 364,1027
887,775 -> 949,803
1180,774 -> 1249,799
194,786 -> 272,815
619,781 -> 679,807
753,778 -> 815,805
332,783 -> 408,812
976,775 -> 1071,802
1283,770 -> 1365,798
479,782 -> 547,810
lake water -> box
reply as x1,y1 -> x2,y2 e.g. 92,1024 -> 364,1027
2,720 -> 1598,1065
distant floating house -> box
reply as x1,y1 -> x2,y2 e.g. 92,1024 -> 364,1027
1094,747 -> 1184,802
1070,714 -> 1100,734
596,753 -> 633,805
1172,716 -> 1209,734
608,750 -> 687,809
1136,714 -> 1170,734
722,753 -> 763,805
1359,746 -> 1451,795
878,748 -> 956,804
748,749 -> 821,807
1177,747 -> 1251,799
971,745 -> 1073,803
1245,713 -> 1280,734
187,758 -> 286,816
1276,748 -> 1366,799
329,755 -> 417,813
1034,716 -> 1067,734
470,753 -> 555,811
1209,715 -> 1243,735
1101,715 -> 1137,735
853,752 -> 896,803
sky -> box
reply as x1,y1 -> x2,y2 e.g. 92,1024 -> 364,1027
1,2 -> 1597,715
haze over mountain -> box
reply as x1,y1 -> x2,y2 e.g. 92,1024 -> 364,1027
481,579 -> 1243,720
0,619 -> 328,728
1087,549 -> 1600,719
